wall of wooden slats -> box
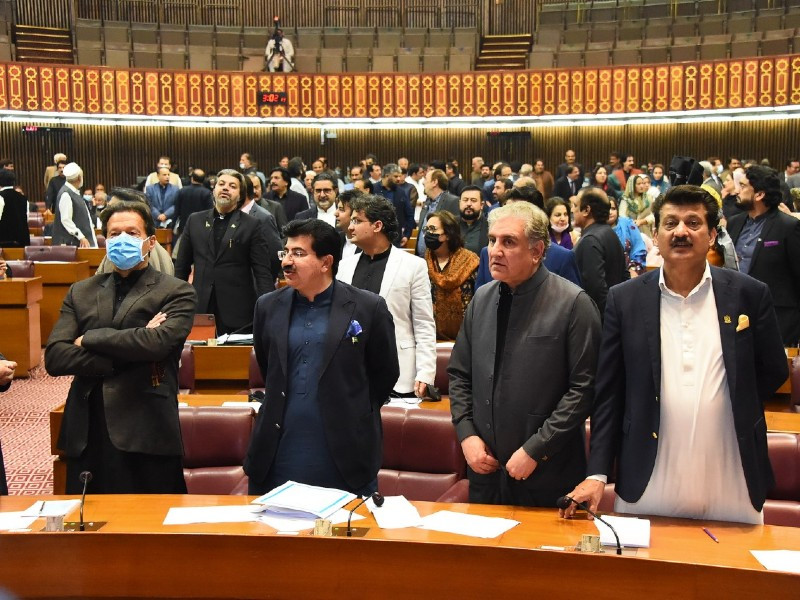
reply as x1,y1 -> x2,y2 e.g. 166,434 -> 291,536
6,118 -> 800,208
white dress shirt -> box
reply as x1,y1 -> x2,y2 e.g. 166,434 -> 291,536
58,182 -> 98,246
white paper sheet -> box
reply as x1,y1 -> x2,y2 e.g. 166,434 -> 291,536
252,481 -> 356,520
384,399 -> 420,409
258,508 -> 362,533
594,515 -> 651,548
163,505 -> 261,525
0,512 -> 38,531
418,510 -> 519,539
367,495 -> 423,529
751,550 -> 800,574
21,500 -> 80,518
221,401 -> 261,412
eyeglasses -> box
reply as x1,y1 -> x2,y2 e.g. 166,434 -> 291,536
350,217 -> 370,226
278,249 -> 309,260
314,188 -> 335,195
422,226 -> 442,234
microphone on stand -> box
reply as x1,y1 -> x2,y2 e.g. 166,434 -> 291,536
78,471 -> 92,532
556,495 -> 622,555
346,492 -> 384,537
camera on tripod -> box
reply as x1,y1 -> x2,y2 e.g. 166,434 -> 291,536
271,15 -> 283,53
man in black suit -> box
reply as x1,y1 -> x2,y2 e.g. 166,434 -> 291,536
294,172 -> 339,225
175,169 -> 274,334
0,352 -> 15,494
44,159 -> 66,212
173,169 -> 213,239
45,201 -> 197,494
265,167 -> 308,222
247,172 -> 287,231
244,219 -> 398,495
571,187 -> 626,316
554,149 -> 584,182
561,185 -> 787,524
0,168 -> 30,247
553,165 -> 582,201
728,165 -> 800,345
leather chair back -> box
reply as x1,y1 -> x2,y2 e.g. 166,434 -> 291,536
24,245 -> 78,261
180,406 -> 255,495
379,406 -> 467,502
27,237 -> 45,246
433,343 -> 453,394
248,347 -> 265,392
178,343 -> 195,393
5,260 -> 34,278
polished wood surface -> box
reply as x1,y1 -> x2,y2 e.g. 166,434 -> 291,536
193,345 -> 252,382
35,261 -> 91,344
0,277 -> 43,375
0,494 -> 797,599
76,248 -> 107,275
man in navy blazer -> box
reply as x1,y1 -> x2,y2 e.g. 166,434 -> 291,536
244,219 -> 398,495
561,185 -> 787,523
727,165 -> 800,346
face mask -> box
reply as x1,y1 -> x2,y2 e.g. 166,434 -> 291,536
424,232 -> 443,251
83,195 -> 92,202
106,232 -> 147,271
551,223 -> 569,233
716,164 -> 723,175
239,162 -> 246,170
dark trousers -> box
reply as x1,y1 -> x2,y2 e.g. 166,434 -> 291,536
65,387 -> 186,495
467,468 -> 565,508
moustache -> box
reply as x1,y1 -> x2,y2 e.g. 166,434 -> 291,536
671,238 -> 692,247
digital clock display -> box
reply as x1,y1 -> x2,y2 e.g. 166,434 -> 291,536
258,91 -> 288,106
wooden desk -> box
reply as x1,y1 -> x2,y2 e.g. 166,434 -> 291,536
0,277 -> 43,374
156,228 -> 173,254
34,261 -> 91,343
75,248 -> 107,275
0,494 -> 797,599
192,344 -> 252,386
777,348 -> 797,395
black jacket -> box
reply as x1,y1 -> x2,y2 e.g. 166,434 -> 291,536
0,187 -> 31,247
573,222 -> 627,315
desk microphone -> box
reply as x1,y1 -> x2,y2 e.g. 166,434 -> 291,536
556,495 -> 622,555
78,471 -> 92,532
346,492 -> 384,537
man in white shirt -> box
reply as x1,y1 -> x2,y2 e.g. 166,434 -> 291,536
560,185 -> 788,524
264,28 -> 294,72
52,162 -> 97,248
144,156 -> 182,190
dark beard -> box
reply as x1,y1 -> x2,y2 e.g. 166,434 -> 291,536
460,208 -> 478,221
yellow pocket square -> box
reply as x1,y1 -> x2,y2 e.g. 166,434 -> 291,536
736,314 -> 750,332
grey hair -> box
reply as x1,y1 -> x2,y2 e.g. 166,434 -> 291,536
216,168 -> 247,191
382,163 -> 400,177
488,201 -> 551,256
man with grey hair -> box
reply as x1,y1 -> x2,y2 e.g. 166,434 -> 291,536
449,201 -> 601,507
373,163 -> 415,246
175,168 -> 273,334
52,162 -> 97,248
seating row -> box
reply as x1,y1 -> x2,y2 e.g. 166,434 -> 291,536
539,0 -> 798,27
530,30 -> 798,69
294,47 -> 473,74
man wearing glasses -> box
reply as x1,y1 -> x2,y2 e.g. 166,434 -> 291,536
245,219 -> 398,495
295,173 -> 339,226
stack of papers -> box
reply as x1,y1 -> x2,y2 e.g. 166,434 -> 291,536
22,500 -> 80,518
252,481 -> 356,520
217,333 -> 254,345
594,515 -> 651,548
164,505 -> 261,525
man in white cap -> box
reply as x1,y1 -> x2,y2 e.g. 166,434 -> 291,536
52,162 -> 97,248
44,152 -> 67,190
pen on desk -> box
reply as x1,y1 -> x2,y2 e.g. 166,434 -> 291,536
702,527 -> 719,543
38,500 -> 46,516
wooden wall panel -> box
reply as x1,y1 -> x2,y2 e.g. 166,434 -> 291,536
5,57 -> 798,120
5,119 -> 800,213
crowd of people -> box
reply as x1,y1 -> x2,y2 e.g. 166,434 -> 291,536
0,146 -> 798,527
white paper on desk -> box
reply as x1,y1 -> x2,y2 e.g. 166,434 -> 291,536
594,515 -> 651,548
258,508 -> 362,533
216,333 -> 254,345
385,399 -> 420,409
367,495 -> 422,529
751,550 -> 800,574
0,512 -> 37,531
418,510 -> 519,539
162,505 -> 261,525
222,401 -> 261,412
21,500 -> 80,518
252,480 -> 356,520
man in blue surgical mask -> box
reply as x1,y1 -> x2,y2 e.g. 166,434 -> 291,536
45,199 -> 197,494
